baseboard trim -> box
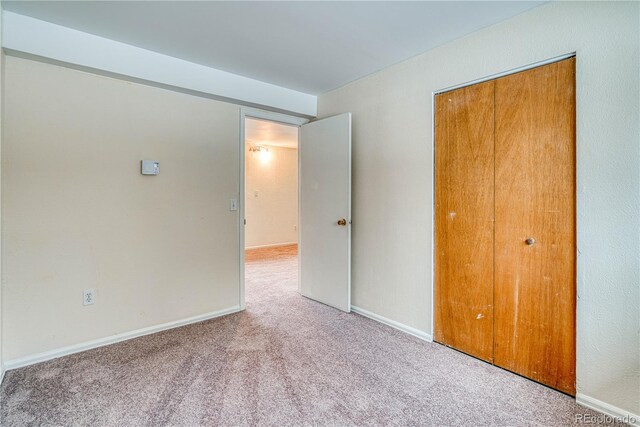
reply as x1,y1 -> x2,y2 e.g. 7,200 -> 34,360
4,305 -> 242,371
351,305 -> 433,342
245,242 -> 297,250
576,393 -> 640,426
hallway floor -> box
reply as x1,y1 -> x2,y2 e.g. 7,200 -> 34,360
0,245 -> 609,426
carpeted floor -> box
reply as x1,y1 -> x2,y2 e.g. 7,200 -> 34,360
0,244 -> 615,426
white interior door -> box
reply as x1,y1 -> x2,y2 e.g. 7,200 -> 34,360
299,113 -> 351,312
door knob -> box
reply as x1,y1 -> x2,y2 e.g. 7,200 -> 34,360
337,218 -> 347,226
525,237 -> 536,246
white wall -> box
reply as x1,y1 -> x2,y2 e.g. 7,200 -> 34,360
2,56 -> 241,362
245,144 -> 298,248
317,1 -> 639,417
0,4 -> 4,381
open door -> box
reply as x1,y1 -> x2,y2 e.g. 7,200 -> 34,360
299,113 -> 352,312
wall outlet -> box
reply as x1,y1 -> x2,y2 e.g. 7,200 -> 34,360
83,289 -> 96,306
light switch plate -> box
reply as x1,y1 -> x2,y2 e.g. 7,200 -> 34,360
229,199 -> 238,211
141,160 -> 159,175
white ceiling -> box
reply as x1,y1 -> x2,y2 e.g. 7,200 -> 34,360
3,1 -> 545,95
245,118 -> 298,149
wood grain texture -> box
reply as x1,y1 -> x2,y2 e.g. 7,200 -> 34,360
434,81 -> 495,362
493,58 -> 576,395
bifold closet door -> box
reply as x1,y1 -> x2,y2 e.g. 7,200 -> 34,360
493,58 -> 576,395
434,81 -> 495,362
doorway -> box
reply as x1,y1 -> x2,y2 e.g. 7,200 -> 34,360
239,109 -> 352,313
243,115 -> 300,306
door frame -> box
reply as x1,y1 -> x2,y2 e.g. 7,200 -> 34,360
239,107 -> 309,310
430,51 -> 576,341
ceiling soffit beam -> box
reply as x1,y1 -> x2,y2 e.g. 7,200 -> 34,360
2,11 -> 317,118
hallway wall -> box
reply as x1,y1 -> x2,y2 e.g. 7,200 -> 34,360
245,144 -> 298,249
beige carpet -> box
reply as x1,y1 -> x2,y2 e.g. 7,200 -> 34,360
0,245 -> 614,426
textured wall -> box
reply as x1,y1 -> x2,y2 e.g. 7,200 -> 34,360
245,144 -> 298,248
318,1 -> 639,415
3,56 -> 241,361
0,6 -> 4,379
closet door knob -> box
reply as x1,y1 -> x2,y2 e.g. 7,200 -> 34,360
525,237 -> 536,246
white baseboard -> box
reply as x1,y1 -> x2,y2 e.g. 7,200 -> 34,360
351,305 -> 433,342
245,242 -> 297,250
577,393 -> 640,426
4,305 -> 242,371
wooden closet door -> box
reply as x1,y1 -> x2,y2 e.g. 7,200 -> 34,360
434,81 -> 495,362
493,58 -> 576,394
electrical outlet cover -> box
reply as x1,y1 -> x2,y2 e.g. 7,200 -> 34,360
83,289 -> 96,306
